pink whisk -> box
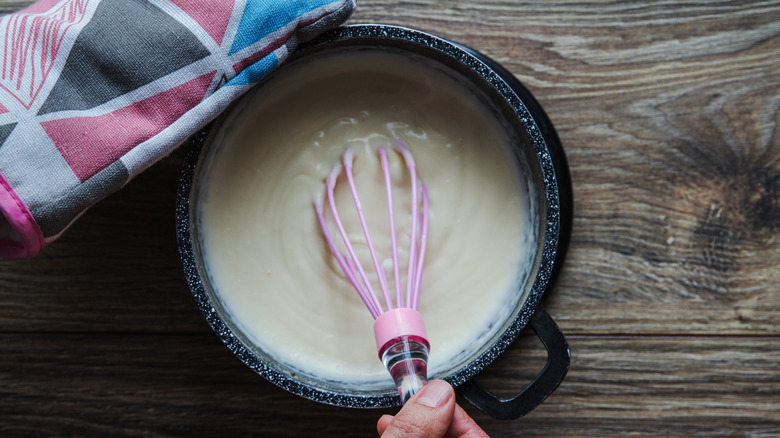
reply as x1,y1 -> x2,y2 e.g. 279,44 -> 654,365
314,142 -> 430,404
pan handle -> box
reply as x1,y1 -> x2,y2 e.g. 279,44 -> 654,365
456,305 -> 570,420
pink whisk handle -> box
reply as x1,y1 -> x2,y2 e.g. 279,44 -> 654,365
374,308 -> 429,404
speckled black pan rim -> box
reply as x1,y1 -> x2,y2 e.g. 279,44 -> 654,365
176,24 -> 567,409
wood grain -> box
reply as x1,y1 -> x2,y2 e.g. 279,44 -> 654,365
0,0 -> 778,436
1,333 -> 777,437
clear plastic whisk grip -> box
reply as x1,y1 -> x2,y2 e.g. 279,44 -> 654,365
380,336 -> 430,404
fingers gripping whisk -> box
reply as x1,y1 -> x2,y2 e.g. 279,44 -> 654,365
314,142 -> 430,404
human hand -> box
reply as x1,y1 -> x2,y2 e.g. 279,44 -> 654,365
377,380 -> 489,437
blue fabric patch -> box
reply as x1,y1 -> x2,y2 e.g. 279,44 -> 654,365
227,51 -> 279,86
229,0 -> 336,56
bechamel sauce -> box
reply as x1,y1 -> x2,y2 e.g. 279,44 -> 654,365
197,50 -> 536,390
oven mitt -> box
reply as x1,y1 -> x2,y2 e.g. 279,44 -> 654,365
0,0 -> 355,259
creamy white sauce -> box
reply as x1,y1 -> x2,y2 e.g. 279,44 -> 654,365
197,50 -> 536,390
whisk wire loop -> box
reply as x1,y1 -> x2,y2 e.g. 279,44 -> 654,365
378,147 -> 403,310
315,205 -> 381,318
392,142 -> 425,309
316,143 -> 428,317
321,163 -> 384,317
412,183 -> 429,310
343,149 -> 395,314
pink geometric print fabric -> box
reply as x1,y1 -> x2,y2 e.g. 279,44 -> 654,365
0,0 -> 90,110
42,71 -> 216,182
169,0 -> 233,44
0,0 -> 355,259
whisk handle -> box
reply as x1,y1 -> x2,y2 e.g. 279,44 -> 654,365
457,305 -> 570,420
374,308 -> 430,404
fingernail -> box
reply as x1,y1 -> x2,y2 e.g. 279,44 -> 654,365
416,380 -> 452,408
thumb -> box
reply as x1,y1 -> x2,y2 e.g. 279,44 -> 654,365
378,380 -> 456,438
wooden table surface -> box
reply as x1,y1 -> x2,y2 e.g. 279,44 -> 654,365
1,1 -> 779,436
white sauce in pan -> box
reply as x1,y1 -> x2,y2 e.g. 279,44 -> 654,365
197,50 -> 536,389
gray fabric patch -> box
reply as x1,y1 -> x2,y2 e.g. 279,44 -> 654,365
37,0 -> 211,115
31,160 -> 129,237
0,123 -> 16,147
0,121 -> 80,212
297,0 -> 356,43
